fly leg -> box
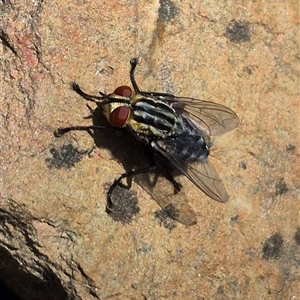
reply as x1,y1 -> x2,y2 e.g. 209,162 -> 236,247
106,145 -> 157,212
164,170 -> 182,194
129,58 -> 176,99
157,154 -> 183,194
106,145 -> 182,212
54,83 -> 110,136
71,82 -> 105,102
54,125 -> 110,137
129,58 -> 141,94
106,166 -> 157,212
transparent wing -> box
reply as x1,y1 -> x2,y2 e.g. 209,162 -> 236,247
153,140 -> 229,203
151,94 -> 240,136
176,97 -> 239,136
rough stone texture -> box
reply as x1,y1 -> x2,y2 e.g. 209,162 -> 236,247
1,0 -> 299,299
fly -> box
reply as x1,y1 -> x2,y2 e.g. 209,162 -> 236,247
54,58 -> 239,226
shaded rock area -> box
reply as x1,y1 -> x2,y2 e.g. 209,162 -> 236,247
1,0 -> 299,299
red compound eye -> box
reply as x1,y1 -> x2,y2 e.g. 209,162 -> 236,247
109,106 -> 130,127
114,86 -> 132,97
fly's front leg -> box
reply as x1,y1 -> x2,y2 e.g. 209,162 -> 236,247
54,125 -> 112,137
71,82 -> 105,102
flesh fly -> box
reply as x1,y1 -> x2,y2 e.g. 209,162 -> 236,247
55,58 -> 239,226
